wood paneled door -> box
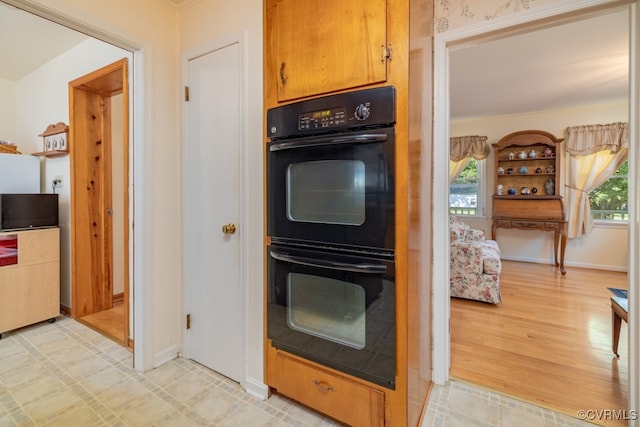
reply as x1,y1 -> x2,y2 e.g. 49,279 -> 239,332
69,58 -> 130,348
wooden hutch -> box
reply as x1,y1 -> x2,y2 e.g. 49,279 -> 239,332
492,130 -> 567,274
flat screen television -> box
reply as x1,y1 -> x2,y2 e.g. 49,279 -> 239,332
0,194 -> 59,231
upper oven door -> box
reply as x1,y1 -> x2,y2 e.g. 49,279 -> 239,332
267,126 -> 395,252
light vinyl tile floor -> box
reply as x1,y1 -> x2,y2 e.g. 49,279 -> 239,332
0,316 -> 598,426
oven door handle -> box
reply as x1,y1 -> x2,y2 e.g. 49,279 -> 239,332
270,249 -> 387,274
269,133 -> 388,152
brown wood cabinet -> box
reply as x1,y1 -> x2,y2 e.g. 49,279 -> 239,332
492,130 -> 567,274
0,228 -> 60,335
264,0 -> 432,425
265,0 -> 389,103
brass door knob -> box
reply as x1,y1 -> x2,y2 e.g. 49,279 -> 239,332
222,223 -> 236,235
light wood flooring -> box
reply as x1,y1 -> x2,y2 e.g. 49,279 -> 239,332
451,260 -> 628,426
77,301 -> 127,347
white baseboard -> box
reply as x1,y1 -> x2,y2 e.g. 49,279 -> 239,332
154,344 -> 181,368
500,255 -> 628,273
244,376 -> 269,400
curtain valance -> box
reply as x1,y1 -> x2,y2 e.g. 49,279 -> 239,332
564,122 -> 628,156
450,135 -> 490,161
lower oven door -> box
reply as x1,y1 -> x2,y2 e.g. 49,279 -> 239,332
267,244 -> 395,389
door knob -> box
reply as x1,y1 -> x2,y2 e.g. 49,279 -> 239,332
222,223 -> 236,235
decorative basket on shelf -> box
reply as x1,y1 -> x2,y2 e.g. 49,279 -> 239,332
0,141 -> 20,154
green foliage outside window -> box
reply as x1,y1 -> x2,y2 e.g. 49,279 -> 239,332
458,158 -> 477,180
450,159 -> 478,216
589,161 -> 628,221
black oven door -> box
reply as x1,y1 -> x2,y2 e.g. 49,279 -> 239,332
267,127 -> 395,253
267,244 -> 396,389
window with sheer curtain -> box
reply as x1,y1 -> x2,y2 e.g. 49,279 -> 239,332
449,136 -> 489,216
564,122 -> 628,238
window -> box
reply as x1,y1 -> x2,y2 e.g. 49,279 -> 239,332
589,161 -> 628,222
449,159 -> 484,216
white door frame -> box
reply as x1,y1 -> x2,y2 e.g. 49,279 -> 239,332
433,0 -> 639,420
181,33 -> 249,389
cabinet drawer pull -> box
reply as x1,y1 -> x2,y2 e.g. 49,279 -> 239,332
313,379 -> 335,393
280,62 -> 287,85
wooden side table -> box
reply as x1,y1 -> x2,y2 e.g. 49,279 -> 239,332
611,296 -> 628,357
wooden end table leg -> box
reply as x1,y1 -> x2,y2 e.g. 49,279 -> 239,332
559,228 -> 567,275
553,230 -> 560,267
612,307 -> 622,357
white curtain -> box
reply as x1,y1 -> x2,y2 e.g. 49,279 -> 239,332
449,135 -> 489,184
564,122 -> 628,238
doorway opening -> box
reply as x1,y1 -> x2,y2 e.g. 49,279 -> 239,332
69,59 -> 131,349
433,0 -> 638,421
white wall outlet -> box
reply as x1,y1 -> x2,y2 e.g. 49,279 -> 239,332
53,175 -> 63,188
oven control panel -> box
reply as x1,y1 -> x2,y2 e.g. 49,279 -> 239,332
267,86 -> 396,139
298,107 -> 346,130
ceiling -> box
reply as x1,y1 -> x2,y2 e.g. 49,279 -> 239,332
0,3 -> 630,121
0,2 -> 88,81
449,9 -> 629,120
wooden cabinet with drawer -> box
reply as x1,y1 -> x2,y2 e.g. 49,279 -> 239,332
492,196 -> 567,275
0,228 -> 60,335
263,1 -> 431,425
267,346 -> 385,426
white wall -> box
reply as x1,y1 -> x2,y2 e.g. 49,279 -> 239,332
15,38 -> 132,307
0,79 -> 17,144
452,101 -> 629,271
178,0 -> 265,395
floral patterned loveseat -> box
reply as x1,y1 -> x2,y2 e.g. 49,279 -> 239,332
449,214 -> 502,304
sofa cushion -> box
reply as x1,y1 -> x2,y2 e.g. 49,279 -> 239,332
449,214 -> 470,241
481,243 -> 501,275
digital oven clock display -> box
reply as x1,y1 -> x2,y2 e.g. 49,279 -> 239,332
298,107 -> 346,130
312,110 -> 332,119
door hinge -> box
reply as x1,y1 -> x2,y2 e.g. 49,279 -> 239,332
381,44 -> 393,62
185,86 -> 190,102
186,314 -> 191,330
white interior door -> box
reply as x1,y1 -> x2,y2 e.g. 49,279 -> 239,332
185,42 -> 242,381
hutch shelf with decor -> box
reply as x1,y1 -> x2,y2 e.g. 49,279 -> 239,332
492,130 -> 567,275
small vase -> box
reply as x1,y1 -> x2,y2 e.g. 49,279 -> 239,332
545,178 -> 555,195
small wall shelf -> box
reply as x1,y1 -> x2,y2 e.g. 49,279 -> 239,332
34,122 -> 69,158
31,150 -> 69,158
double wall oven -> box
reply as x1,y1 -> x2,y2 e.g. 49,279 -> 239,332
266,86 -> 397,389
